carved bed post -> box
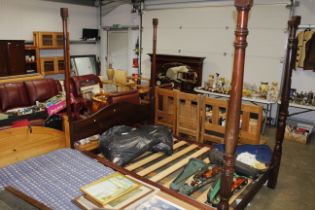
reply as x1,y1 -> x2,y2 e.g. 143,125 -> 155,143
218,1 -> 253,210
150,18 -> 158,121
151,18 -> 158,89
61,8 -> 72,145
268,16 -> 301,189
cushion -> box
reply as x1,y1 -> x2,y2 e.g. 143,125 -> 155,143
0,82 -> 30,111
24,79 -> 62,104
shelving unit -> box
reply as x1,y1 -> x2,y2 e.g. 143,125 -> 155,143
24,45 -> 39,74
40,56 -> 64,75
33,32 -> 65,75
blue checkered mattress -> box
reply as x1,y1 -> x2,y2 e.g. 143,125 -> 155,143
0,148 -> 114,209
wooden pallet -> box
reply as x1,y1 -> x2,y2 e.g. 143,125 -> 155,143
123,139 -> 253,208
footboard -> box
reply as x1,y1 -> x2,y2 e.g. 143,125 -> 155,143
0,126 -> 66,167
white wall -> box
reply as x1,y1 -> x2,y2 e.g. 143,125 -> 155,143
0,0 -> 98,56
141,4 -> 290,85
100,4 -> 139,78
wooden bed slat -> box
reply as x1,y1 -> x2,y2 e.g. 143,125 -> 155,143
137,144 -> 199,176
150,147 -> 210,182
126,141 -> 188,171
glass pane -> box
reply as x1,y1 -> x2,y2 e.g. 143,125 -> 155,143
44,61 -> 54,71
42,35 -> 53,46
58,60 -> 64,70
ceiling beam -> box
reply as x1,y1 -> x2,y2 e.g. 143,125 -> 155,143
40,0 -> 97,7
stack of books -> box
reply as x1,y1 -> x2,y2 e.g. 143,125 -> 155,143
74,172 -> 156,210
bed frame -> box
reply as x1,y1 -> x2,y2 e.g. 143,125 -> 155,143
60,2 -> 301,210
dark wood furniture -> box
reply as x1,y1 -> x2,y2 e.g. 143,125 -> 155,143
61,4 -> 301,210
0,40 -> 26,76
148,53 -> 205,87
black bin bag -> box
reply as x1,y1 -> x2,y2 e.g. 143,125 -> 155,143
141,125 -> 173,155
99,125 -> 173,166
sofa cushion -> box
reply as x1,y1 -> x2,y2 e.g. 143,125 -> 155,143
24,79 -> 62,104
0,82 -> 30,111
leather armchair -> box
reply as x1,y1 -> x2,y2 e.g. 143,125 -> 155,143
70,74 -> 103,118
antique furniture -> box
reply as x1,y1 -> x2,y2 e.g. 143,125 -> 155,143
194,87 -> 276,127
0,40 -> 26,76
33,32 -> 64,49
60,5 -> 302,210
33,31 -> 65,75
148,53 -> 205,87
200,97 -> 263,144
155,86 -> 178,134
176,91 -> 201,142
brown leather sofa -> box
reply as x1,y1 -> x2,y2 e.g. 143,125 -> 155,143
0,78 -> 61,112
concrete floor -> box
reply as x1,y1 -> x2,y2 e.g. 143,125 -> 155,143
247,128 -> 315,210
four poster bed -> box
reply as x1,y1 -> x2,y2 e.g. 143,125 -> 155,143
0,1 -> 301,210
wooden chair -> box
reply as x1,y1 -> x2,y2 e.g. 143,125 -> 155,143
201,97 -> 227,143
239,103 -> 263,144
200,96 -> 263,144
176,92 -> 201,142
154,87 -> 177,134
113,69 -> 136,92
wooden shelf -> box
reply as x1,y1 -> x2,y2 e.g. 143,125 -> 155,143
70,40 -> 97,44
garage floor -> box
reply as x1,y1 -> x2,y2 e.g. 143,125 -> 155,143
248,128 -> 315,210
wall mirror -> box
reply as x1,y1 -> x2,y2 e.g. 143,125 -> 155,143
70,55 -> 100,76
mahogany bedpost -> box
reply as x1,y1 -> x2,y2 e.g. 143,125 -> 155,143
218,1 -> 253,210
151,18 -> 158,90
60,8 -> 73,145
150,18 -> 158,122
268,16 -> 301,189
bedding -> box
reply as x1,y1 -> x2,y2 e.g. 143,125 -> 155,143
0,149 -> 114,210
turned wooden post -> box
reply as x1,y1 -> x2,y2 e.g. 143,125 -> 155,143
218,1 -> 253,210
61,8 -> 71,121
150,18 -> 158,122
61,8 -> 73,146
268,16 -> 301,189
151,18 -> 158,89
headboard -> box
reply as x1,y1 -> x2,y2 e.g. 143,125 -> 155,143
148,54 -> 205,86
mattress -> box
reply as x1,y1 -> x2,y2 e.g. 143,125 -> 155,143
0,148 -> 114,210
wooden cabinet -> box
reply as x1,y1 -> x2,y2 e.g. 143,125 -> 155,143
0,40 -> 26,76
33,32 -> 65,49
40,57 -> 64,75
33,32 -> 65,75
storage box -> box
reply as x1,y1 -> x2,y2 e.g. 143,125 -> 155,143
285,123 -> 313,144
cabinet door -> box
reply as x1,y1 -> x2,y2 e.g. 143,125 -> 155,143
7,41 -> 26,75
0,41 -> 9,76
40,33 -> 54,48
55,33 -> 64,48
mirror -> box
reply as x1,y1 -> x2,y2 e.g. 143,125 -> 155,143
70,55 -> 100,76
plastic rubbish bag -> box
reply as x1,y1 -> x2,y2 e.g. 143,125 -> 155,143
141,125 -> 173,155
99,125 -> 173,166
